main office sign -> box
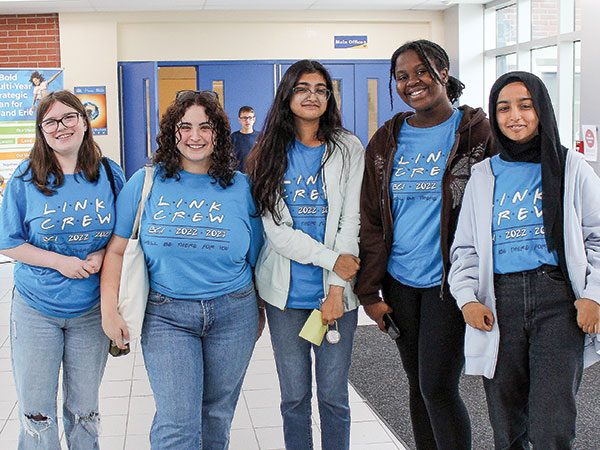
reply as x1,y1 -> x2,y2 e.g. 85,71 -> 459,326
334,36 -> 368,49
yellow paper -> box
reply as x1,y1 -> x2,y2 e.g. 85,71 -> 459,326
299,309 -> 327,346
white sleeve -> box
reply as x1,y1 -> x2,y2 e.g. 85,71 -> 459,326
578,162 -> 600,304
448,177 -> 481,309
327,137 -> 364,287
261,205 -> 339,272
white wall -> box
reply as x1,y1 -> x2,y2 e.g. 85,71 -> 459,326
60,10 -> 444,163
580,0 -> 600,173
444,4 -> 485,110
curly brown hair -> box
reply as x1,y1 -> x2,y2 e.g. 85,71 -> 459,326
19,90 -> 102,196
153,91 -> 235,188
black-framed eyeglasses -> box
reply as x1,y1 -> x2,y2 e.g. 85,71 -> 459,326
175,90 -> 220,101
39,112 -> 82,134
239,115 -> 255,121
292,86 -> 331,102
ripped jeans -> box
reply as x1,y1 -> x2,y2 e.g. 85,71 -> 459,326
10,289 -> 109,450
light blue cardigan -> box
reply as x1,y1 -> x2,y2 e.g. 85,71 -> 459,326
254,131 -> 364,312
449,150 -> 600,378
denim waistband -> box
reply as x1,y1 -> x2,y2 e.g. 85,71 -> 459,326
494,264 -> 561,281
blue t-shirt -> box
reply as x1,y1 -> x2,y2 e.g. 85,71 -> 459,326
283,140 -> 327,309
388,109 -> 463,288
490,155 -> 558,274
0,159 -> 125,317
114,168 -> 263,299
231,130 -> 259,172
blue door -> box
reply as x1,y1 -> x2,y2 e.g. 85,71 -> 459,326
354,62 -> 408,147
118,62 -> 159,178
324,64 -> 355,132
197,63 -> 275,134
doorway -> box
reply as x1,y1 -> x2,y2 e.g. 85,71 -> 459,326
118,60 -> 407,178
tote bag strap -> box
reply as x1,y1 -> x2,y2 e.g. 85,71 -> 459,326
130,166 -> 155,240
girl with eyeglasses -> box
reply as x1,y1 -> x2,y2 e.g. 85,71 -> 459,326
449,71 -> 600,449
355,40 -> 496,449
247,60 -> 364,450
101,90 -> 263,449
0,90 -> 125,449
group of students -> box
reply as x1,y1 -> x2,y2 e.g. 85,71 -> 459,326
0,38 -> 599,450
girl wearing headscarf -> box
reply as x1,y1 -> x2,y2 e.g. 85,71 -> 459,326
449,71 -> 600,449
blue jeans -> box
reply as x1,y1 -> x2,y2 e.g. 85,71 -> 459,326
265,304 -> 358,450
10,288 -> 109,450
141,282 -> 259,450
484,265 -> 584,450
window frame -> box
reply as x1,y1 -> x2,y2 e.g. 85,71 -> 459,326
484,0 -> 581,147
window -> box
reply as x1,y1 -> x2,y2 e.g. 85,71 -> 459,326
530,45 -> 557,110
496,3 -> 517,47
496,53 -> 517,77
531,0 -> 559,40
484,0 -> 581,147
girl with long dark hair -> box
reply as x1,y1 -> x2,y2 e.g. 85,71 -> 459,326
247,60 -> 364,450
0,90 -> 125,449
101,91 -> 263,449
355,40 -> 496,449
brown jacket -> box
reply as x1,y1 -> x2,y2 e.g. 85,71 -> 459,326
355,106 -> 496,305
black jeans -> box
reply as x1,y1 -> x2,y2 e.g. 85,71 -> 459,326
484,265 -> 584,450
382,273 -> 471,450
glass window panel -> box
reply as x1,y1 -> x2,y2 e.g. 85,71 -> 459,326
157,66 -> 196,119
575,0 -> 581,32
212,81 -> 224,108
531,45 -> 558,111
367,79 -> 378,141
496,53 -> 517,78
532,0 -> 559,40
496,3 -> 517,47
573,41 -> 581,144
332,79 -> 341,110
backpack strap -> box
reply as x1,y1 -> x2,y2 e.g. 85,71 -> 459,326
101,157 -> 117,198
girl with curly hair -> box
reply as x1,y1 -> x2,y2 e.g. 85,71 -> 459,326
101,91 -> 264,449
247,60 -> 364,450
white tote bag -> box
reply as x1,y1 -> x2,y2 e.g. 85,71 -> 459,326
117,166 -> 154,341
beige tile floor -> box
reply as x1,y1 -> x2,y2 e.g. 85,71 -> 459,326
0,261 -> 407,449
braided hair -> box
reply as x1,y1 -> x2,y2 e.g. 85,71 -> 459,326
389,39 -> 465,109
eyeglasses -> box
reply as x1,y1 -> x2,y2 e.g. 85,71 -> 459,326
239,115 -> 255,121
39,112 -> 82,134
175,90 -> 220,101
292,86 -> 331,102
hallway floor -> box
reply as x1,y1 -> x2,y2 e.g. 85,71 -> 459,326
0,261 -> 407,449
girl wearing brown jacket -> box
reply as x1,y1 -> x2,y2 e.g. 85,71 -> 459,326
355,40 -> 495,450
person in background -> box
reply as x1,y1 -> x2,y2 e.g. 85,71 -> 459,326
231,105 -> 259,171
101,90 -> 264,450
247,59 -> 364,450
449,71 -> 600,449
355,39 -> 496,450
0,90 -> 125,449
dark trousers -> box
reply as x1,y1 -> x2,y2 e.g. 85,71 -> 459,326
485,265 -> 584,450
382,273 -> 471,450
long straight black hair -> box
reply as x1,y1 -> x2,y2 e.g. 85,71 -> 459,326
247,60 -> 345,223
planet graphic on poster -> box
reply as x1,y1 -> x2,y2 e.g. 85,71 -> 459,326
83,101 -> 100,120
